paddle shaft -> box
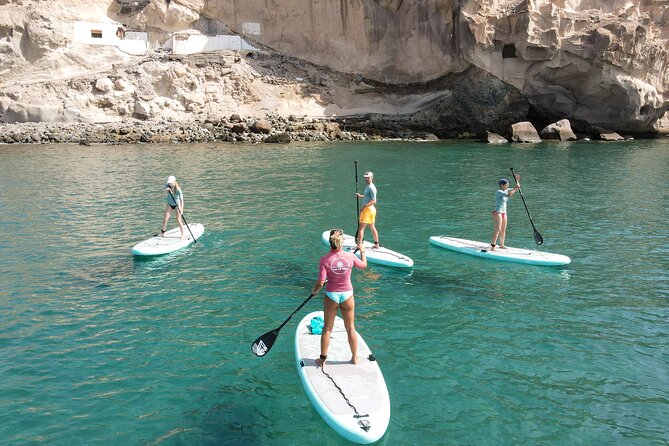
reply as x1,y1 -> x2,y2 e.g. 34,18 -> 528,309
354,161 -> 361,244
251,292 -> 316,357
510,168 -> 543,245
168,189 -> 197,243
277,292 -> 316,332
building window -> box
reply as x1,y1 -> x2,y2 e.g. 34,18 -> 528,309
91,30 -> 103,39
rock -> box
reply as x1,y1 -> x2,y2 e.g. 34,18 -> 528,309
592,126 -> 624,141
511,122 -> 541,143
264,132 -> 291,143
540,119 -> 577,141
134,100 -> 151,119
230,123 -> 247,134
95,78 -> 114,93
250,119 -> 272,134
485,131 -> 508,144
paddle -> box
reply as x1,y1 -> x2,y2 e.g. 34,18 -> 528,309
510,167 -> 543,245
354,161 -> 361,245
251,292 -> 317,357
167,189 -> 197,243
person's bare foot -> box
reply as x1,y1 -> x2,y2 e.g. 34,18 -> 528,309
499,245 -> 508,249
351,356 -> 358,364
490,245 -> 496,251
316,357 -> 325,368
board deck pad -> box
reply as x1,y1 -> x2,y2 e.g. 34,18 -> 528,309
321,230 -> 413,268
295,311 -> 390,444
429,235 -> 570,266
131,223 -> 204,256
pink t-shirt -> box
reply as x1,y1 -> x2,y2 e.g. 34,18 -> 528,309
318,250 -> 366,292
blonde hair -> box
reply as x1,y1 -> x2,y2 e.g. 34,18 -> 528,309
168,181 -> 180,192
329,229 -> 343,250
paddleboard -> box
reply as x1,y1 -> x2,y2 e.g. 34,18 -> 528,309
131,223 -> 204,256
321,230 -> 413,268
295,311 -> 390,444
429,236 -> 571,266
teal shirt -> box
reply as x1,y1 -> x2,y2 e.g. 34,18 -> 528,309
363,183 -> 377,206
166,187 -> 183,206
495,189 -> 509,213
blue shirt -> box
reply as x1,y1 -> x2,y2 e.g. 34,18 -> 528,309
363,183 -> 377,206
166,187 -> 183,206
495,189 -> 509,213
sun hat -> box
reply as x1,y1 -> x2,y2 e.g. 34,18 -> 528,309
166,175 -> 176,184
364,171 -> 373,178
499,178 -> 509,185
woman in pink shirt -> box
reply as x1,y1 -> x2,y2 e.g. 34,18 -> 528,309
312,229 -> 367,368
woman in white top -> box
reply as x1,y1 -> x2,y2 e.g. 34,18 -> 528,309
161,175 -> 185,239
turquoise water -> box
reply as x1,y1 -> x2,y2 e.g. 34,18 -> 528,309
1,140 -> 668,445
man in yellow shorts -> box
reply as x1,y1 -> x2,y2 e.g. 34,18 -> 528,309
356,171 -> 380,248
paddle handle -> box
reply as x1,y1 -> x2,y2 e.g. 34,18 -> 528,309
168,189 -> 197,243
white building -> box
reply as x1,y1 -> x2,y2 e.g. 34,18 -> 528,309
72,21 -> 148,56
164,33 -> 257,55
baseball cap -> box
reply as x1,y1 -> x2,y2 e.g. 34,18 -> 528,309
364,171 -> 373,178
499,178 -> 509,185
166,175 -> 176,184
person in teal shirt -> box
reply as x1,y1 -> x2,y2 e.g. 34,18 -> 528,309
161,175 -> 185,239
490,175 -> 520,250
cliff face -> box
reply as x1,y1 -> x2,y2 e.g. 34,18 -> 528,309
0,0 -> 667,136
203,0 -> 669,132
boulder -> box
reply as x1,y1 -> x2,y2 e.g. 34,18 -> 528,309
264,132 -> 291,143
540,119 -> 577,141
250,119 -> 272,134
95,78 -> 114,93
591,126 -> 624,141
485,131 -> 508,144
511,122 -> 541,143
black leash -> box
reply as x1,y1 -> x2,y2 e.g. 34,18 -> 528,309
319,355 -> 377,432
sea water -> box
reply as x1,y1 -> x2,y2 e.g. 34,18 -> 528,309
0,140 -> 667,445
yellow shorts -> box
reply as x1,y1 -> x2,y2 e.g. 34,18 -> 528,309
359,206 -> 376,224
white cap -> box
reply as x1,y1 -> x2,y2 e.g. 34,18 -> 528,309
166,175 -> 176,184
364,171 -> 373,178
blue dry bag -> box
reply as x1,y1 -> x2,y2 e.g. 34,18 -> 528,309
309,316 -> 324,335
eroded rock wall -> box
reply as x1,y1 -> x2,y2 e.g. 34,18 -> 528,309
203,0 -> 669,131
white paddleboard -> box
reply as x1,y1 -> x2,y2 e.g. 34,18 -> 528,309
429,235 -> 571,266
295,311 -> 390,444
131,223 -> 204,256
321,230 -> 413,268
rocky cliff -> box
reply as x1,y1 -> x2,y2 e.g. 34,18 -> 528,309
0,0 -> 667,139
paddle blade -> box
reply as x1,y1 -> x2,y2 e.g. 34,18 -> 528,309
534,229 -> 544,245
251,329 -> 279,357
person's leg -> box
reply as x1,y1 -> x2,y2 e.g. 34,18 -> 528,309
161,206 -> 172,236
316,297 -> 340,367
499,215 -> 508,248
357,222 -> 368,245
370,223 -> 379,247
176,209 -> 185,239
340,295 -> 358,364
491,213 -> 501,249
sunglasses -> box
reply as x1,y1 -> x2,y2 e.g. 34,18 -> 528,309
329,229 -> 343,236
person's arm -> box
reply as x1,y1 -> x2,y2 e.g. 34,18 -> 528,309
508,175 -> 521,197
355,245 -> 367,268
178,189 -> 184,213
312,280 -> 325,295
